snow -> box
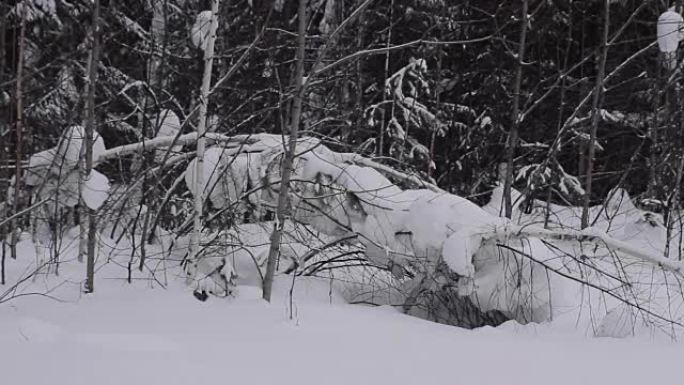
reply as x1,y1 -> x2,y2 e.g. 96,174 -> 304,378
25,148 -> 57,186
2,262 -> 684,385
441,230 -> 480,277
82,170 -> 111,210
4,164 -> 684,385
184,147 -> 250,210
55,125 -> 106,169
155,109 -> 181,138
154,110 -> 184,164
177,138 -> 684,334
479,185 -> 684,328
9,134 -> 684,384
334,164 -> 404,211
657,10 -> 684,69
24,126 -> 110,209
10,0 -> 57,22
657,10 -> 683,53
404,191 -> 502,273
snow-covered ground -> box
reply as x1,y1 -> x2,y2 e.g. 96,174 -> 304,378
2,188 -> 684,385
2,265 -> 684,385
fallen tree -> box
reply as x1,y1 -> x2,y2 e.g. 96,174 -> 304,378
16,129 -> 684,336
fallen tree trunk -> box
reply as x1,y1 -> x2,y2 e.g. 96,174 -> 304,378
23,129 -> 684,331
502,225 -> 684,275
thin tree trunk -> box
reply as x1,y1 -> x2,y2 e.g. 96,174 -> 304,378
262,0 -> 307,302
666,153 -> 684,258
10,5 -> 28,261
139,0 -> 167,270
581,0 -> 609,229
0,4 -> 5,76
83,0 -> 102,293
149,0 -> 165,97
547,11 -> 573,228
0,2 -> 7,285
378,0 -> 393,157
138,95 -> 151,271
189,0 -> 220,269
428,53 -> 442,178
664,0 -> 684,257
667,37 -> 684,258
648,63 -> 661,202
503,0 -> 529,219
1,233 -> 4,284
145,0 -> 173,247
665,0 -> 684,261
355,0 -> 364,131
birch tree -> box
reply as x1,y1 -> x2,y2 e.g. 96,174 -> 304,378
188,0 -> 220,285
10,2 -> 28,261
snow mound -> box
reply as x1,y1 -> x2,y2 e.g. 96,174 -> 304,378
55,125 -> 105,169
82,170 -> 111,210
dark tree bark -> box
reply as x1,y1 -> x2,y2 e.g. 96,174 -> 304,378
263,0 -> 307,302
581,0 -> 610,229
83,0 -> 102,293
503,0 -> 529,219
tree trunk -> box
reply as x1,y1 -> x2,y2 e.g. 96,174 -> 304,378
82,0 -> 102,293
189,0 -> 220,270
354,0 -> 365,133
0,2 -> 6,284
144,0 -> 174,249
429,54 -> 442,178
262,0 -> 307,302
503,0 -> 529,219
581,0 -> 609,229
149,0 -> 166,97
0,4 -> 5,78
10,4 -> 28,261
138,0 -> 167,271
378,0 -> 394,157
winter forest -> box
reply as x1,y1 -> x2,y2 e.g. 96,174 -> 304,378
3,0 -> 684,383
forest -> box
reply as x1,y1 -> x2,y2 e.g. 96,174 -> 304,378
3,0 -> 684,367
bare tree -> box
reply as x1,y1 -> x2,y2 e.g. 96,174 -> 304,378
263,0 -> 308,302
0,3 -> 6,284
581,0 -> 610,229
10,3 -> 28,261
138,0 -> 169,272
189,0 -> 220,274
503,0 -> 529,219
82,0 -> 102,293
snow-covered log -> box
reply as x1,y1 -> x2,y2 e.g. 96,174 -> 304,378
201,136 -> 684,330
24,126 -> 110,210
98,133 -> 683,279
26,129 -> 684,332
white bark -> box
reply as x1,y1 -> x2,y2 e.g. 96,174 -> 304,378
148,0 -> 165,90
189,0 -> 220,280
500,225 -> 684,275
